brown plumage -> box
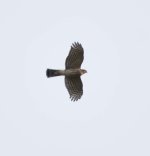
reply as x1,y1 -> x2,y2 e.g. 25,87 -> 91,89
46,42 -> 87,101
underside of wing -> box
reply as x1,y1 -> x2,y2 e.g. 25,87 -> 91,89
65,76 -> 83,101
65,42 -> 84,69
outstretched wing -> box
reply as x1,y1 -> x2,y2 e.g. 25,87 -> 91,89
65,42 -> 84,69
65,76 -> 83,101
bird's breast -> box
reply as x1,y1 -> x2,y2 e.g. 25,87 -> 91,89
65,69 -> 81,77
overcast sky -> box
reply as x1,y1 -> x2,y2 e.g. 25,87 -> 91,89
0,0 -> 150,156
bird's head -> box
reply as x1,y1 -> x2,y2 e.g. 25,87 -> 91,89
81,69 -> 87,75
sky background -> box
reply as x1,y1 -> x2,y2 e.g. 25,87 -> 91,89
0,0 -> 150,156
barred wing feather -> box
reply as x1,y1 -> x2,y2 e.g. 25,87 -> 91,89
65,76 -> 83,101
65,42 -> 84,69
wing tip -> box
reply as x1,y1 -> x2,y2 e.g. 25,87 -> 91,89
72,42 -> 82,48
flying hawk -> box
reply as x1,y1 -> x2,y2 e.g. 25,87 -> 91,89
46,42 -> 87,101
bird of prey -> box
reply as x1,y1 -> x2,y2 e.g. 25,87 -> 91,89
46,42 -> 87,101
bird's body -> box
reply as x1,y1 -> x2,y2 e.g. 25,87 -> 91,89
46,69 -> 86,77
46,42 -> 87,101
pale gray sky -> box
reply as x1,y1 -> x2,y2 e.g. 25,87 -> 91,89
0,0 -> 150,156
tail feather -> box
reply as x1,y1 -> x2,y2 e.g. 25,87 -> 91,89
46,69 -> 61,78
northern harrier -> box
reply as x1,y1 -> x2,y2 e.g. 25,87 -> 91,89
46,42 -> 87,101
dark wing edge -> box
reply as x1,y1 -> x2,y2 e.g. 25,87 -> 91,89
65,42 -> 84,69
65,76 -> 83,101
